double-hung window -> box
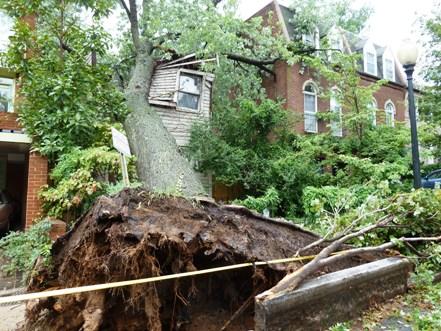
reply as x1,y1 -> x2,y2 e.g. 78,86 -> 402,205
383,58 -> 394,81
363,41 -> 377,76
302,27 -> 320,49
330,90 -> 342,137
0,77 -> 14,113
369,99 -> 377,126
177,72 -> 203,111
304,82 -> 318,133
366,52 -> 376,75
0,11 -> 13,53
385,101 -> 395,127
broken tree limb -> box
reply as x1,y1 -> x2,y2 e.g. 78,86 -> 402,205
260,234 -> 441,301
260,216 -> 395,298
297,206 -> 391,255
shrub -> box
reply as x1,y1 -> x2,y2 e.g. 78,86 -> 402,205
40,146 -> 137,222
234,187 -> 280,215
0,220 -> 52,275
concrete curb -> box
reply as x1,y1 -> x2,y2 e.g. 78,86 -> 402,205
255,257 -> 413,331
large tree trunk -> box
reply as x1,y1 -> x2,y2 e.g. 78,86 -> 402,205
123,45 -> 205,197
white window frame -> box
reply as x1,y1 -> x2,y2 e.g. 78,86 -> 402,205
303,81 -> 318,133
175,69 -> 205,112
0,77 -> 15,113
363,41 -> 377,76
330,88 -> 343,137
384,100 -> 395,127
382,48 -> 395,81
369,98 -> 377,126
302,26 -> 320,49
0,11 -> 13,53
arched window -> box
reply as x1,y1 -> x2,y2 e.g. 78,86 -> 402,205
303,81 -> 318,133
330,88 -> 342,137
384,100 -> 395,127
363,40 -> 377,76
369,98 -> 377,126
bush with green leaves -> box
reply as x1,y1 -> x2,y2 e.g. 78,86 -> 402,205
234,187 -> 280,216
0,220 -> 52,275
188,98 -> 322,216
1,1 -> 127,161
39,146 -> 136,222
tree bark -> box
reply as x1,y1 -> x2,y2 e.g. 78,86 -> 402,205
123,43 -> 205,196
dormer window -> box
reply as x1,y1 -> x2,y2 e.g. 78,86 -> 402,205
382,49 -> 395,81
177,72 -> 203,111
302,27 -> 320,49
363,41 -> 377,76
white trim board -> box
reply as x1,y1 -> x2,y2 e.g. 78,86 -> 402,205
0,132 -> 32,143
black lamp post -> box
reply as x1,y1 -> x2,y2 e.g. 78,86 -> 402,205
397,42 -> 421,189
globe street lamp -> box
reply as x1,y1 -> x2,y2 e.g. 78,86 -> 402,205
397,41 -> 421,189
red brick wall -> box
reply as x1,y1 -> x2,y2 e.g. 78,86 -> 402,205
25,152 -> 48,228
0,113 -> 21,131
263,61 -> 407,134
362,75 -> 407,124
256,2 -> 408,134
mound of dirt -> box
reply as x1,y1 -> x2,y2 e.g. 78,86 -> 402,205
22,189 -> 372,331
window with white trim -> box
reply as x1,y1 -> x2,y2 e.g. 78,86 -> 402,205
0,77 -> 14,113
363,41 -> 377,76
303,27 -> 320,49
330,89 -> 342,137
382,49 -> 395,81
369,98 -> 377,126
384,101 -> 395,127
177,72 -> 203,111
0,11 -> 13,53
303,82 -> 318,133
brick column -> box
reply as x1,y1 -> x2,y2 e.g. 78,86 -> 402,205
25,152 -> 48,228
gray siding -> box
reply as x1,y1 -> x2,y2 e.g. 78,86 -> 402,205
148,66 -> 214,196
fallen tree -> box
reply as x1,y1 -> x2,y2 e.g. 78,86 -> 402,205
21,189 -> 376,331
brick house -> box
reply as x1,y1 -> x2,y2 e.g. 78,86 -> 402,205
251,1 -> 409,135
0,12 -> 48,231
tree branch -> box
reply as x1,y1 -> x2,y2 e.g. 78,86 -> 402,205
119,0 -> 131,18
226,53 -> 278,76
226,53 -> 279,66
259,234 -> 441,302
261,215 -> 394,297
122,0 -> 140,51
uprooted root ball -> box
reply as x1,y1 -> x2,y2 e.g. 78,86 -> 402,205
22,189 -> 359,331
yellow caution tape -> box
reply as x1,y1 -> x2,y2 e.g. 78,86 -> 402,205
0,254 -> 318,304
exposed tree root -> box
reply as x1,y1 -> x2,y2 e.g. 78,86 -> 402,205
22,189 -> 376,331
